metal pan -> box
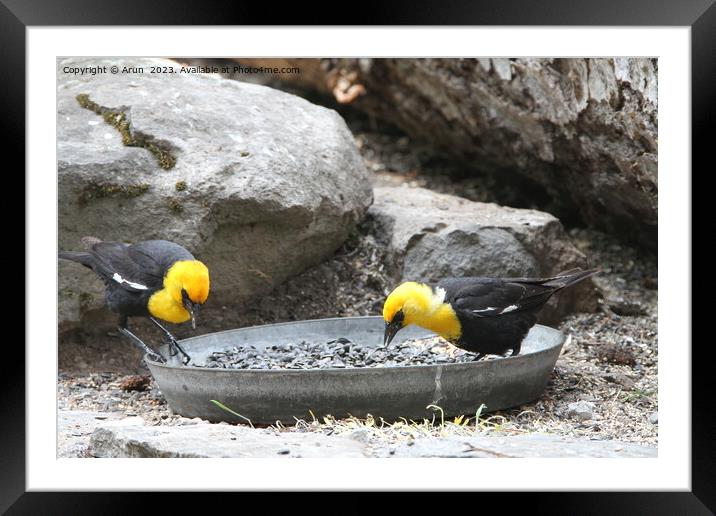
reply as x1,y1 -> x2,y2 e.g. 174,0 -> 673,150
146,316 -> 565,425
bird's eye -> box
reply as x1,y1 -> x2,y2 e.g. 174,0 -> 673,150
181,289 -> 190,303
393,310 -> 405,325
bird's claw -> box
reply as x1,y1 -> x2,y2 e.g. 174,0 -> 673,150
173,342 -> 191,366
147,351 -> 166,364
166,337 -> 191,365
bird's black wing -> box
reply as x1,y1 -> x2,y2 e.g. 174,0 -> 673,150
124,240 -> 195,287
128,240 -> 194,271
88,242 -> 165,293
438,277 -> 556,317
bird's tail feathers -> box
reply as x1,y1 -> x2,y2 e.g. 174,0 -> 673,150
58,250 -> 93,267
543,268 -> 601,289
60,237 -> 102,266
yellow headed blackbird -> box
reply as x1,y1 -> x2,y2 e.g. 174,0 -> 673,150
59,237 -> 210,364
382,268 -> 599,361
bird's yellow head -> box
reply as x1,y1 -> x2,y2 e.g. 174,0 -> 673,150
149,260 -> 210,327
382,281 -> 461,347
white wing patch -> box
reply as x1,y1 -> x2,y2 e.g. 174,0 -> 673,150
472,304 -> 519,315
472,307 -> 498,313
112,272 -> 148,290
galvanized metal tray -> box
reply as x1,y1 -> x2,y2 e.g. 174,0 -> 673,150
146,316 -> 566,425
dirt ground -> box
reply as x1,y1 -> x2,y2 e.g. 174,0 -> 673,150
58,108 -> 658,448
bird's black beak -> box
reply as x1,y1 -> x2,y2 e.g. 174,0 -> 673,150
384,319 -> 402,347
183,299 -> 199,329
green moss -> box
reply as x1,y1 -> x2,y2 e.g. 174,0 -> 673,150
59,287 -> 77,298
79,292 -> 94,311
76,93 -> 177,170
76,93 -> 101,113
141,140 -> 176,170
175,180 -> 187,192
167,198 -> 183,213
78,182 -> 150,205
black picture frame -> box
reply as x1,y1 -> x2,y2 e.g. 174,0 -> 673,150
6,0 -> 709,512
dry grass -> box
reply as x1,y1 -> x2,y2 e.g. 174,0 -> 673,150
261,404 -> 528,444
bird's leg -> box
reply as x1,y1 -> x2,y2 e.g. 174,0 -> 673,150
508,343 -> 522,357
471,352 -> 486,362
118,316 -> 166,363
150,317 -> 191,365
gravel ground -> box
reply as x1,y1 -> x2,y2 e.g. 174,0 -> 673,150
58,108 -> 658,451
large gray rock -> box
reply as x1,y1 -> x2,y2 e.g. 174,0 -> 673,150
381,433 -> 656,458
58,57 -> 372,330
86,417 -> 656,458
370,186 -> 597,323
57,410 -> 123,458
88,418 -> 369,458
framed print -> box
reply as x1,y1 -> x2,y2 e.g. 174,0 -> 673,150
5,0 -> 710,512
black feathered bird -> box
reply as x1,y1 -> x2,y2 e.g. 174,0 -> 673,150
382,268 -> 599,360
59,237 -> 210,364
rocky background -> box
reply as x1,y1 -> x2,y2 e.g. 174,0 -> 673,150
231,58 -> 658,249
57,57 -> 657,454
